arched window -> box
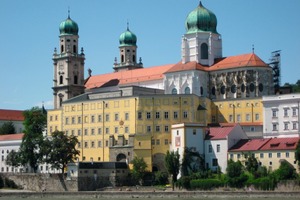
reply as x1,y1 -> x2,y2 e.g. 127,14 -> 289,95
116,153 -> 126,162
61,45 -> 64,53
121,55 -> 124,63
59,97 -> 63,107
73,45 -> 76,53
172,88 -> 177,94
74,75 -> 78,84
201,43 -> 208,59
59,75 -> 63,84
132,55 -> 136,62
185,87 -> 191,94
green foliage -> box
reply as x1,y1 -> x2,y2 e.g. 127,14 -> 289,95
18,107 -> 47,172
44,130 -> 80,175
0,176 -> 4,188
131,157 -> 147,185
153,171 -> 169,185
274,160 -> 297,180
248,177 -> 277,190
295,139 -> 300,169
176,176 -> 191,190
0,121 -> 16,135
190,179 -> 224,190
181,147 -> 205,177
165,150 -> 180,191
5,150 -> 21,168
253,166 -> 268,179
226,160 -> 248,188
245,154 -> 259,174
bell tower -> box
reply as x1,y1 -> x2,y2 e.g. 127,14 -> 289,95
52,13 -> 85,109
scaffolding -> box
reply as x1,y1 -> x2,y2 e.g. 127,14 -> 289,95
269,50 -> 281,92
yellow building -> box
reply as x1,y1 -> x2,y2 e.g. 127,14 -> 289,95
47,86 -> 210,171
228,137 -> 299,172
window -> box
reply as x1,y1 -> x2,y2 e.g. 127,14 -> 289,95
212,158 -> 218,167
78,130 -> 81,136
91,116 -> 95,123
260,153 -> 264,158
91,141 -> 95,148
65,117 -> 69,125
164,126 -> 169,132
293,108 -> 297,116
272,124 -> 278,131
277,153 -> 281,158
183,111 -> 188,119
91,129 -> 95,135
246,114 -> 250,121
59,75 -> 63,84
138,112 -> 142,120
201,43 -> 208,59
268,153 -> 272,158
156,139 -> 160,145
164,112 -> 169,119
74,75 -> 78,84
208,145 -> 212,153
237,114 -> 241,122
78,142 -> 81,148
125,126 -> 129,133
115,113 -> 119,121
78,117 -> 81,124
98,128 -> 102,135
272,110 -> 277,118
105,128 -> 109,134
146,112 -> 151,119
293,122 -> 297,130
105,140 -> 108,147
165,139 -> 169,145
230,154 -> 233,159
147,126 -> 151,132
172,88 -> 177,94
237,154 -> 241,159
255,114 -> 259,120
173,111 -> 178,119
286,152 -> 290,158
155,112 -> 160,119
84,142 -> 88,148
84,129 -> 88,135
114,127 -> 118,134
72,117 -> 75,124
155,126 -> 160,132
98,115 -> 102,122
184,87 -> 190,94
125,113 -> 129,120
284,109 -> 288,117
105,114 -> 109,121
284,123 -> 289,130
229,115 -> 233,122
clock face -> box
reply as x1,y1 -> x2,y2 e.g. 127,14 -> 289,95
59,65 -> 64,70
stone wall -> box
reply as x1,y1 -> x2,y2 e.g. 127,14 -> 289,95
0,173 -> 78,192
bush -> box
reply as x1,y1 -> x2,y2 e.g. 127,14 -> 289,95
250,177 -> 277,190
190,179 -> 224,190
227,173 -> 248,188
153,171 -> 168,185
176,176 -> 191,189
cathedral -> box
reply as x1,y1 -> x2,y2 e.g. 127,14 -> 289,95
48,2 -> 274,171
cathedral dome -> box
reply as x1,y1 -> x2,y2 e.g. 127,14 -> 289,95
59,16 -> 79,36
119,27 -> 137,47
185,2 -> 218,34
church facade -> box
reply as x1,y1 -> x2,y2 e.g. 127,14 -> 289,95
47,2 -> 273,171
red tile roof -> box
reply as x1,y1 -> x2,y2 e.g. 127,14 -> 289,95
0,133 -> 24,141
209,53 -> 269,71
260,137 -> 299,151
229,138 -> 271,152
85,64 -> 174,89
0,109 -> 24,121
206,125 -> 237,140
220,122 -> 263,126
85,53 -> 269,89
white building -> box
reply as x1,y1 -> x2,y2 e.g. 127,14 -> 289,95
204,124 -> 248,173
0,109 -> 24,133
263,93 -> 300,138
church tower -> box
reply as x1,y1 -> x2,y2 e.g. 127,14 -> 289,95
52,13 -> 85,109
113,24 -> 143,72
181,2 -> 222,66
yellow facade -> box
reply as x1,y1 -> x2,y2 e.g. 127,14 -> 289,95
229,150 -> 298,172
47,93 -> 210,171
211,97 -> 263,124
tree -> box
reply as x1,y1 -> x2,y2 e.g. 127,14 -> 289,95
6,150 -> 21,168
295,139 -> 300,169
181,147 -> 205,177
275,160 -> 297,180
245,153 -> 259,174
44,131 -> 80,176
165,150 -> 180,191
18,107 -> 46,172
131,156 -> 147,185
0,121 -> 16,135
226,160 -> 248,188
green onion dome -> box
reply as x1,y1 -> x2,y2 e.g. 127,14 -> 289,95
185,1 -> 218,34
59,16 -> 79,36
119,27 -> 137,47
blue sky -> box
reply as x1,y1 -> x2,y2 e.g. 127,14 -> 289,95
0,0 -> 299,110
